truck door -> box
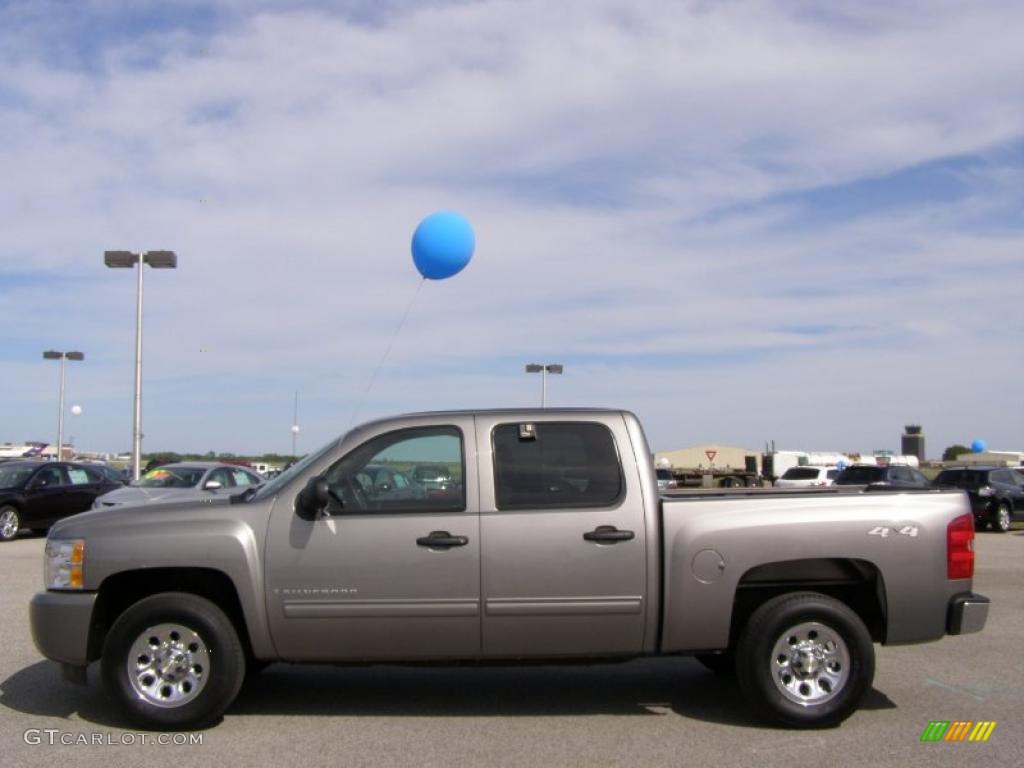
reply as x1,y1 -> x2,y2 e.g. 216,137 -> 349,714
264,418 -> 480,660
475,415 -> 648,657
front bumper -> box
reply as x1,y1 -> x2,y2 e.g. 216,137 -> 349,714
29,590 -> 97,666
947,592 -> 990,635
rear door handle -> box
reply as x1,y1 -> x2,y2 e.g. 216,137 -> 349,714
583,525 -> 635,543
416,530 -> 469,549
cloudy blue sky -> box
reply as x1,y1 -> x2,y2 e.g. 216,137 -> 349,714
1,0 -> 1022,458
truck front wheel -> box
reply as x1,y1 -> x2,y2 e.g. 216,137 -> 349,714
735,592 -> 874,728
101,592 -> 245,730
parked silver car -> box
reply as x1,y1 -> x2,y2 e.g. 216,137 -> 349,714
92,462 -> 262,508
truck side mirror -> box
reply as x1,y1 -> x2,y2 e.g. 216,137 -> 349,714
296,476 -> 329,520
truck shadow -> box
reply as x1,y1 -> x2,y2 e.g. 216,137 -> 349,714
1,657 -> 895,729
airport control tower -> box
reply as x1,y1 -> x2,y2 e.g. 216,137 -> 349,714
902,425 -> 926,463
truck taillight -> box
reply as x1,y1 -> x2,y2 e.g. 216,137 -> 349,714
947,513 -> 975,580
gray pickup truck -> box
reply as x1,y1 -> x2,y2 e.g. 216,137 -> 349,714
30,409 -> 989,730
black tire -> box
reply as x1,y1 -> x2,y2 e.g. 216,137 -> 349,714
695,651 -> 736,676
246,659 -> 271,677
0,505 -> 20,541
736,592 -> 874,728
993,502 -> 1012,533
101,592 -> 245,730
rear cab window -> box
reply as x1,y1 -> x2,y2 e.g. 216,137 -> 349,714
492,421 -> 624,510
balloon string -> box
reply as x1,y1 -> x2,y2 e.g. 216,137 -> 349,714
347,277 -> 426,428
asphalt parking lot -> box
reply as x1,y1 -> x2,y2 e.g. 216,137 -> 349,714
1,532 -> 1021,768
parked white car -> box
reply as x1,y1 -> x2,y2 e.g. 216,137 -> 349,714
774,465 -> 839,488
92,462 -> 263,508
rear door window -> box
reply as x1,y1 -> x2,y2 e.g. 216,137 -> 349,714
67,467 -> 93,485
781,467 -> 820,480
231,469 -> 260,486
891,467 -> 912,483
838,466 -> 883,483
492,422 -> 623,510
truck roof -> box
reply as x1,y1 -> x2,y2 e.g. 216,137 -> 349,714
353,407 -> 628,432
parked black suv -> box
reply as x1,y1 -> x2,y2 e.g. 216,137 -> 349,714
933,466 -> 1024,532
832,463 -> 932,489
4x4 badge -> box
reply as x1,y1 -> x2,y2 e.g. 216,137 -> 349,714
867,525 -> 919,538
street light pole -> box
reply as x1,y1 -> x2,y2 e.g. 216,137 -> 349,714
525,363 -> 564,408
291,391 -> 300,458
58,356 -> 66,459
133,254 -> 144,479
43,350 -> 84,460
104,250 -> 177,481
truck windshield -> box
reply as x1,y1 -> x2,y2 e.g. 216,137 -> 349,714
0,465 -> 35,489
247,436 -> 343,502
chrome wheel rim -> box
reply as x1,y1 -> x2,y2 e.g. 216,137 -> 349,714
127,623 -> 209,708
0,509 -> 18,540
770,621 -> 850,707
998,505 -> 1011,531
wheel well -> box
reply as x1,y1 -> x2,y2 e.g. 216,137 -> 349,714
728,558 -> 887,645
88,568 -> 253,662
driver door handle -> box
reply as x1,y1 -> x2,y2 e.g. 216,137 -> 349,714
416,530 -> 469,549
583,525 -> 635,543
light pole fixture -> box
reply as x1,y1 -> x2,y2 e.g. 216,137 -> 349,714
291,391 -> 300,458
525,363 -> 563,408
104,250 -> 178,481
42,350 -> 84,461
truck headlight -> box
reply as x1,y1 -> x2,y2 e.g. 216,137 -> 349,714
978,486 -> 995,497
45,539 -> 85,590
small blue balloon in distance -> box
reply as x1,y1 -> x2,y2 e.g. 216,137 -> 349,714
970,439 -> 987,454
411,210 -> 475,280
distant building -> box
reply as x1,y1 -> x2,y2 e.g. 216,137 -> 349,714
901,425 -> 926,463
953,450 -> 1024,467
654,444 -> 761,473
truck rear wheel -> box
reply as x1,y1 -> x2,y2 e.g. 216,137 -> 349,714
101,592 -> 245,730
735,592 -> 874,728
994,502 -> 1011,533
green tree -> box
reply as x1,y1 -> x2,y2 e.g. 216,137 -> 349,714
942,444 -> 970,461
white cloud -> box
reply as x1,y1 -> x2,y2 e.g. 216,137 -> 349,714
1,0 -> 1021,456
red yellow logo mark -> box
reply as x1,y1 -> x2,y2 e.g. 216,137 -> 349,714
921,721 -> 996,742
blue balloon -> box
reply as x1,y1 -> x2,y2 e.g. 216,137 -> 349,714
970,439 -> 986,454
411,211 -> 475,280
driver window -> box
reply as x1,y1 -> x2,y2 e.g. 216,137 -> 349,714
207,468 -> 233,488
323,426 -> 465,513
34,466 -> 68,488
